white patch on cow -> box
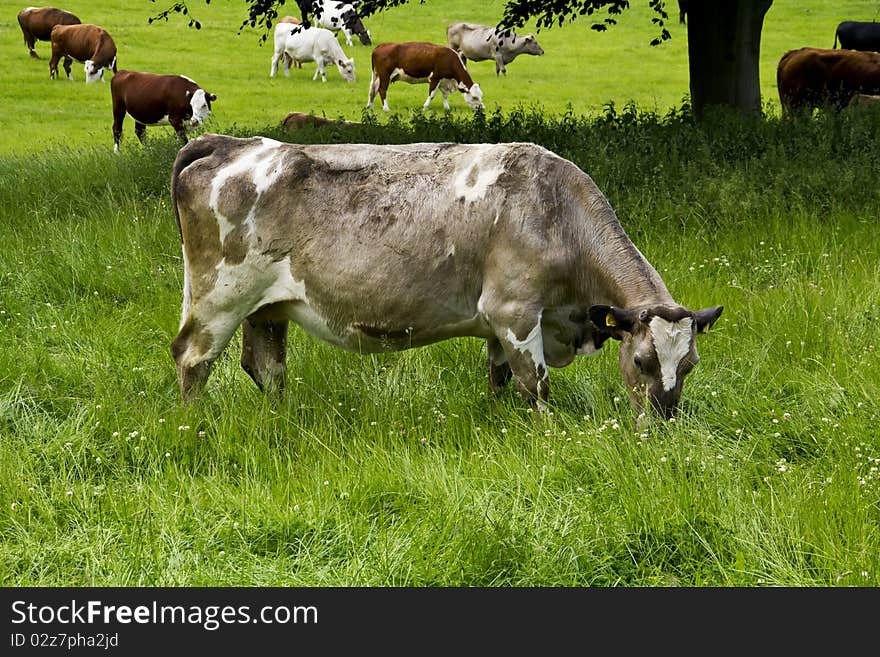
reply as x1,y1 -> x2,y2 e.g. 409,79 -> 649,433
208,139 -> 285,243
446,244 -> 455,257
391,67 -> 427,84
180,245 -> 191,330
180,75 -> 196,84
649,316 -> 693,391
454,145 -> 504,202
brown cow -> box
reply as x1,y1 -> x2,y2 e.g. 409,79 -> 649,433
49,23 -> 117,83
778,47 -> 880,116
367,42 -> 484,111
281,111 -> 361,131
111,70 -> 216,152
17,6 -> 80,58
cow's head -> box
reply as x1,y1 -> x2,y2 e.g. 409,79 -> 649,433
335,57 -> 356,82
84,60 -> 104,83
460,81 -> 484,110
522,35 -> 544,56
588,303 -> 723,421
187,88 -> 217,127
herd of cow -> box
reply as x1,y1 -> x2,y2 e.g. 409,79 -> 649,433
13,5 -> 880,421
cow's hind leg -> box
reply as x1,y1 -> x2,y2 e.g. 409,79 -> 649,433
241,312 -> 289,396
486,337 -> 512,393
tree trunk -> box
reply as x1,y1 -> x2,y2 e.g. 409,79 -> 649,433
684,0 -> 773,120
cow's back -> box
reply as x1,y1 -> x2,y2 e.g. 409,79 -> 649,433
19,7 -> 81,40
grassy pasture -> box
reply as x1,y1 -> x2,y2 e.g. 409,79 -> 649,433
0,0 -> 877,153
1,1 -> 879,588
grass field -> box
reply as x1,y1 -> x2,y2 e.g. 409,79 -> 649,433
1,1 -> 880,588
0,0 -> 878,153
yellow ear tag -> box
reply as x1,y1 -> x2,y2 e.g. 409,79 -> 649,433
605,312 -> 617,327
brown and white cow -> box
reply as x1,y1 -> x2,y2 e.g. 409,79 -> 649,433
367,41 -> 484,111
169,134 -> 723,421
111,70 -> 216,152
49,23 -> 117,82
17,6 -> 80,58
778,47 -> 880,115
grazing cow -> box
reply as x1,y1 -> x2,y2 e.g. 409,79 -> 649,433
111,70 -> 216,152
446,22 -> 544,76
281,111 -> 361,131
170,134 -> 723,421
17,6 -> 80,58
777,47 -> 880,115
270,24 -> 355,82
367,42 -> 484,111
49,23 -> 116,82
309,0 -> 371,47
833,21 -> 880,52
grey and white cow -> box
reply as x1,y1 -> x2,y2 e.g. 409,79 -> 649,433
446,22 -> 544,76
170,134 -> 722,420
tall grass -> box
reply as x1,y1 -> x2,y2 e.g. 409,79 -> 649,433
1,104 -> 879,586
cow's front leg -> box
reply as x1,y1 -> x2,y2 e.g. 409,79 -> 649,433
424,75 -> 440,109
486,337 -> 512,393
170,118 -> 188,145
494,55 -> 506,76
171,309 -> 243,404
63,56 -> 73,80
241,314 -> 289,397
488,309 -> 549,411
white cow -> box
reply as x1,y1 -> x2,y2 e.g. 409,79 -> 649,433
310,0 -> 371,47
447,22 -> 544,76
270,24 -> 355,82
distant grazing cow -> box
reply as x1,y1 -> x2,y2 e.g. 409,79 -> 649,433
778,47 -> 880,115
833,21 -> 880,52
17,6 -> 80,58
281,111 -> 361,131
170,134 -> 722,420
309,0 -> 371,47
111,70 -> 216,152
367,41 -> 483,111
270,24 -> 355,82
446,22 -> 544,76
49,23 -> 116,82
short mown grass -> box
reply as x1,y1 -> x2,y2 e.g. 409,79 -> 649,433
1,104 -> 879,586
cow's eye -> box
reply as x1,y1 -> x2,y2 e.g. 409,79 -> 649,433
634,356 -> 644,371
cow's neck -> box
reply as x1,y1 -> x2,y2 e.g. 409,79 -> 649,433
579,217 -> 675,309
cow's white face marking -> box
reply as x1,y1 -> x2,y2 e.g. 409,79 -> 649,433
208,139 -> 285,242
189,88 -> 212,126
649,316 -> 693,391
463,82 -> 484,110
454,145 -> 503,202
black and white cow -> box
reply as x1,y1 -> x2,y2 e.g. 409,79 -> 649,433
309,0 -> 371,47
170,134 -> 722,421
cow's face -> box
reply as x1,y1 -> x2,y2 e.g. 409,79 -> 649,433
188,89 -> 216,127
336,57 -> 355,82
589,304 -> 723,421
523,35 -> 544,56
461,82 -> 484,110
84,60 -> 103,83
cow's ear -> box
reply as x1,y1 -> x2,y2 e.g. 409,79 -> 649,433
588,305 -> 637,340
694,305 -> 723,334
207,93 -> 217,102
